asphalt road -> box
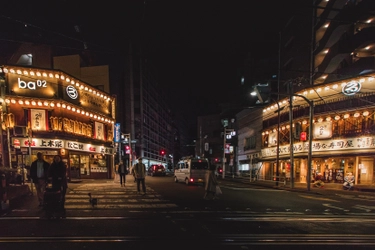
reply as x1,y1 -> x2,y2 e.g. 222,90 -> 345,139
1,175 -> 375,250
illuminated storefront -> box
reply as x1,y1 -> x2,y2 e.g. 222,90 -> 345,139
260,75 -> 375,186
0,65 -> 116,180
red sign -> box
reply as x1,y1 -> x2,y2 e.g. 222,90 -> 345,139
300,132 -> 307,141
13,139 -> 20,148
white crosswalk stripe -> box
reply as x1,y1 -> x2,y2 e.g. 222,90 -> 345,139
65,181 -> 178,210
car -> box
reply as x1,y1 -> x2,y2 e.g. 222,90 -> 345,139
174,156 -> 209,185
147,164 -> 166,176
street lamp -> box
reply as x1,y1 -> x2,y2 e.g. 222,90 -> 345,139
222,128 -> 235,179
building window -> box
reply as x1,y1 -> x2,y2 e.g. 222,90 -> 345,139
244,136 -> 256,151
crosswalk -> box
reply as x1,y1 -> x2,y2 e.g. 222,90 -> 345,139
65,181 -> 178,210
4,181 -> 375,218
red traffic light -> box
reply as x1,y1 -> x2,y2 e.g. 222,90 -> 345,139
160,149 -> 165,155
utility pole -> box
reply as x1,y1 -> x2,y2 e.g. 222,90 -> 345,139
288,81 -> 294,189
222,127 -> 227,179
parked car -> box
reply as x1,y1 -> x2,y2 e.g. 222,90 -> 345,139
147,164 -> 166,176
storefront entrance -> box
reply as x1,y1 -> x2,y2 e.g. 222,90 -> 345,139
70,154 -> 90,179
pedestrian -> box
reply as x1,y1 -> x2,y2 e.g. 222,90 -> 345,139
130,164 -> 137,182
30,152 -> 50,207
117,160 -> 127,187
48,155 -> 68,212
132,157 -> 146,195
203,165 -> 219,200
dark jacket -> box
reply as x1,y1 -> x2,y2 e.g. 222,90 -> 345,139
133,163 -> 146,179
117,163 -> 127,174
30,159 -> 50,184
48,161 -> 67,190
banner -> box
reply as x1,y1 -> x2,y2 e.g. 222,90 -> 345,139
95,122 -> 105,140
30,109 -> 47,130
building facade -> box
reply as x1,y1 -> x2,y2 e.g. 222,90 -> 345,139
118,42 -> 177,170
0,65 -> 115,181
258,0 -> 375,186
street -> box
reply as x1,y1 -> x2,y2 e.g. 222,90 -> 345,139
1,175 -> 375,250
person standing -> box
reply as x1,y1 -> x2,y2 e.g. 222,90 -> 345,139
30,152 -> 50,207
130,164 -> 137,182
132,157 -> 146,195
117,160 -> 127,187
203,165 -> 219,200
48,155 -> 68,211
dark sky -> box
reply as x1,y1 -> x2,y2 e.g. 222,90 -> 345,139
1,0 -> 311,121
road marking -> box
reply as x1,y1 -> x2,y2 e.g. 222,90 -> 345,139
353,205 -> 373,212
299,195 -> 340,202
323,203 -> 349,211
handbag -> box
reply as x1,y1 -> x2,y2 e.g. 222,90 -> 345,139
215,185 -> 222,195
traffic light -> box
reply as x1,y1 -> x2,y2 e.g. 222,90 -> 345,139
160,149 -> 165,156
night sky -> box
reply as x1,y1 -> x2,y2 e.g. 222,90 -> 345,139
1,0 -> 311,122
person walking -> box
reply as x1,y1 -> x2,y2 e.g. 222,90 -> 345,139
48,155 -> 68,212
203,165 -> 219,200
132,157 -> 146,195
117,160 -> 127,187
30,152 -> 50,207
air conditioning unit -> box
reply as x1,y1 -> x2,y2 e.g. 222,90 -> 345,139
13,126 -> 27,137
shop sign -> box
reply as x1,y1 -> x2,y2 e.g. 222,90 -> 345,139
313,121 -> 332,139
66,85 -> 78,99
342,80 -> 361,96
13,139 -> 20,148
30,109 -> 48,130
225,143 -> 230,154
14,137 -> 115,155
268,131 -> 278,146
114,123 -> 121,143
94,122 -> 105,140
262,135 -> 375,157
8,74 -> 57,98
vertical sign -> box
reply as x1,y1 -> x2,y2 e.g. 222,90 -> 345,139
30,109 -> 47,130
114,123 -> 121,143
94,122 -> 104,140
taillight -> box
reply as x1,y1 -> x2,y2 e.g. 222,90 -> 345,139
190,178 -> 194,182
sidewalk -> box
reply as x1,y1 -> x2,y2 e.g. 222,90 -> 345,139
218,176 -> 375,193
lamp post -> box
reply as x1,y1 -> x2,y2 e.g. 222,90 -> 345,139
285,93 -> 314,191
274,101 -> 282,186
